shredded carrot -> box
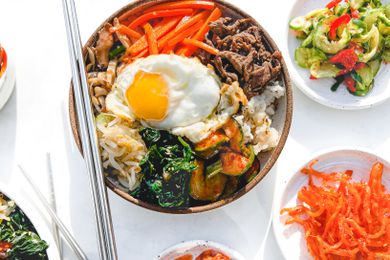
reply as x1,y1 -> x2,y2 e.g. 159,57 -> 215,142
143,23 -> 159,55
182,38 -> 219,55
128,17 -> 182,56
145,1 -> 215,12
116,25 -> 142,39
178,7 -> 222,56
281,161 -> 390,260
167,22 -> 203,48
128,9 -> 194,29
156,11 -> 210,50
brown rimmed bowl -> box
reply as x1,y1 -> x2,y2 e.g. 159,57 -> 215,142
69,0 -> 293,214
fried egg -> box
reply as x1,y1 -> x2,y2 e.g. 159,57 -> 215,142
106,54 -> 220,130
105,55 -> 248,143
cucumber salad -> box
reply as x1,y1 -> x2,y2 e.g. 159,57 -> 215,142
290,0 -> 390,96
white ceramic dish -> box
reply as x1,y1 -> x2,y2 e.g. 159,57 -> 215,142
272,148 -> 390,260
0,46 -> 15,110
156,240 -> 246,260
0,185 -> 60,260
285,0 -> 390,110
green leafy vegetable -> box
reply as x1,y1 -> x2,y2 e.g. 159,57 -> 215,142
0,199 -> 48,260
137,128 -> 197,208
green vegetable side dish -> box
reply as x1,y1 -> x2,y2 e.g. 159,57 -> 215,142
131,127 -> 259,209
0,194 -> 48,260
289,0 -> 390,96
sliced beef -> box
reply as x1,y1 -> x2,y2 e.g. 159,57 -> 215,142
197,17 -> 283,98
209,17 -> 252,38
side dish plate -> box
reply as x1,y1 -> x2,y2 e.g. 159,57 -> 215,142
285,0 -> 390,110
272,148 -> 390,260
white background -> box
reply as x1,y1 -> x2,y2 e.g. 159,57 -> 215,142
0,0 -> 390,259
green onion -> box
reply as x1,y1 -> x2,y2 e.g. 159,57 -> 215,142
331,77 -> 344,92
109,45 -> 126,59
351,70 -> 363,83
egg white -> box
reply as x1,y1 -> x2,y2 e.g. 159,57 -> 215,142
171,82 -> 247,143
108,54 -> 221,130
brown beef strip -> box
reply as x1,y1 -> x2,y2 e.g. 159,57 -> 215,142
196,17 -> 283,98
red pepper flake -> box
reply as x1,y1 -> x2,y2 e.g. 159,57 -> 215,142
310,75 -> 318,80
329,47 -> 358,72
326,0 -> 342,9
344,76 -> 356,92
329,14 -> 351,40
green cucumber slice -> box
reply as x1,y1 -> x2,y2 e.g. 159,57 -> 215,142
313,18 -> 351,54
310,62 -> 341,78
294,47 -> 327,68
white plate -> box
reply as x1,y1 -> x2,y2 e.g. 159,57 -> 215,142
0,186 -> 60,260
285,0 -> 390,110
156,240 -> 246,260
272,148 -> 390,260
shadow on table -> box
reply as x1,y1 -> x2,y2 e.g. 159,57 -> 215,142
289,90 -> 390,151
60,99 -> 100,259
0,86 -> 17,181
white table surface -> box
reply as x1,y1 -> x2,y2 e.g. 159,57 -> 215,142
1,0 -> 390,259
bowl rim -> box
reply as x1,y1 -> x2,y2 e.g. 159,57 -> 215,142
68,0 -> 293,214
156,240 -> 246,259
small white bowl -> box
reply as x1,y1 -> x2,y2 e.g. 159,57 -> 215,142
272,148 -> 390,260
0,46 -> 15,110
285,0 -> 390,110
156,240 -> 246,260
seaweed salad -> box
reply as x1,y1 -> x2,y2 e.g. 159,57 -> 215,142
0,193 -> 48,260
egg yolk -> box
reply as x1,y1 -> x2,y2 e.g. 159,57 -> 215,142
126,71 -> 168,121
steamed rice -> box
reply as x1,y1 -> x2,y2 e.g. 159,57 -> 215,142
235,82 -> 285,155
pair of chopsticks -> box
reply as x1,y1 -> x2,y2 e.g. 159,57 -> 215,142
61,0 -> 118,259
18,165 -> 87,260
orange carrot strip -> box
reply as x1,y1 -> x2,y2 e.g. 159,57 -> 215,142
179,7 -> 221,56
135,49 -> 148,59
128,17 -> 182,56
156,11 -> 210,50
182,38 -> 219,55
116,25 -> 142,39
167,22 -> 203,47
146,1 -> 215,12
143,23 -> 159,55
128,9 -> 193,29
175,10 -> 210,34
369,162 -> 383,193
118,1 -> 212,22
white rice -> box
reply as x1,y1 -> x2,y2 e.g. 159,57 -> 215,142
235,82 -> 285,155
